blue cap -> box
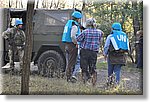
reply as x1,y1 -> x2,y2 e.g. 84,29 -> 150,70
71,11 -> 82,19
15,19 -> 23,26
112,22 -> 122,31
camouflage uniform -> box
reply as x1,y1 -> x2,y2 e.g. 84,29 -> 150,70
2,27 -> 26,69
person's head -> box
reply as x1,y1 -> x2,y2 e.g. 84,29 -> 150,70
71,11 -> 82,23
86,18 -> 96,28
15,19 -> 23,29
111,22 -> 122,31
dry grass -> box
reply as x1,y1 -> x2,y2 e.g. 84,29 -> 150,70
1,66 -> 143,95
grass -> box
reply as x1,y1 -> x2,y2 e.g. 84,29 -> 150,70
1,74 -> 142,95
96,62 -> 107,70
96,61 -> 143,73
1,62 -> 143,95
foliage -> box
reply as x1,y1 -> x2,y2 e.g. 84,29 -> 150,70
83,0 -> 142,36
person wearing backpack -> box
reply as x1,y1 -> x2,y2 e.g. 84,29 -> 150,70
103,22 -> 130,88
62,11 -> 82,82
2,19 -> 26,70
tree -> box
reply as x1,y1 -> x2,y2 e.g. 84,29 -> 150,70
21,0 -> 35,95
82,0 -> 142,63
36,0 -> 39,8
132,1 -> 140,63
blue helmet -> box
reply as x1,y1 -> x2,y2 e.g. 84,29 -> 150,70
112,22 -> 122,31
15,19 -> 23,26
71,11 -> 82,19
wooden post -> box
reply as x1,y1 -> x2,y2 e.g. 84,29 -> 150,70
21,0 -> 35,95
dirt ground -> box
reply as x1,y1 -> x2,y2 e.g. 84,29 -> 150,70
0,60 -> 143,95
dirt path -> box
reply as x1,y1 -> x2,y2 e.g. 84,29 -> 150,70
1,59 -> 143,95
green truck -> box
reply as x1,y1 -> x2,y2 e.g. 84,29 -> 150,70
0,8 -> 85,77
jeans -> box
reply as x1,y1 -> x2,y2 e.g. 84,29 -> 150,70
107,58 -> 122,84
72,49 -> 81,78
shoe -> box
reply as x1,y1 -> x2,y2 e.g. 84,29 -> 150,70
71,76 -> 78,83
2,63 -> 11,69
72,76 -> 77,80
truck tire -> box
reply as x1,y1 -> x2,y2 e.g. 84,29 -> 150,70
37,50 -> 65,78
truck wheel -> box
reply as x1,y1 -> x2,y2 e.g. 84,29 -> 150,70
38,50 -> 65,78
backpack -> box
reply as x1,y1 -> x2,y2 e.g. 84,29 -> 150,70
108,41 -> 126,65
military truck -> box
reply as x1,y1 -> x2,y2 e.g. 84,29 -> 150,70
0,8 -> 85,77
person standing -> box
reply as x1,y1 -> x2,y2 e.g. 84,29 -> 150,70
2,19 -> 26,70
76,18 -> 103,86
62,11 -> 82,82
103,22 -> 130,88
71,25 -> 85,83
136,30 -> 143,68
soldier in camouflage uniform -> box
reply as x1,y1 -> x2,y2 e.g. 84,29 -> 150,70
2,19 -> 25,70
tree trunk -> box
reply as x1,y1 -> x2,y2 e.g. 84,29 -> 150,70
132,1 -> 140,63
82,0 -> 86,11
36,0 -> 39,8
21,0 -> 35,95
139,1 -> 143,30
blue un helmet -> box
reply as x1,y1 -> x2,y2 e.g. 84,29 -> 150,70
71,11 -> 82,19
112,22 -> 122,31
15,19 -> 23,26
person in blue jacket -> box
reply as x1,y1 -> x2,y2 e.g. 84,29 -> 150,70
103,22 -> 130,88
62,11 -> 82,82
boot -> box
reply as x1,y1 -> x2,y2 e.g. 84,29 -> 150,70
91,71 -> 97,86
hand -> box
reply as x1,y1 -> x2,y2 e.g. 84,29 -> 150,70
104,55 -> 107,61
76,44 -> 78,48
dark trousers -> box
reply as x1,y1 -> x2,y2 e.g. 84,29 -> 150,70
65,43 -> 78,79
137,46 -> 143,68
80,48 -> 97,80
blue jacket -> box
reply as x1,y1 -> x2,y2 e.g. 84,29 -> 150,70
110,30 -> 129,50
103,30 -> 130,56
62,20 -> 80,42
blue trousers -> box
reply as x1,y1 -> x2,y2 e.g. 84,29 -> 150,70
107,58 -> 122,84
72,53 -> 81,77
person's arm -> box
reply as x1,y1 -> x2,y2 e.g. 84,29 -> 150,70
21,31 -> 26,45
76,31 -> 85,42
71,25 -> 78,44
99,30 -> 104,42
103,35 -> 111,60
2,28 -> 12,40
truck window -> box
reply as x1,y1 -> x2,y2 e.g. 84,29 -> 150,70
33,10 -> 72,34
44,12 -> 70,25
